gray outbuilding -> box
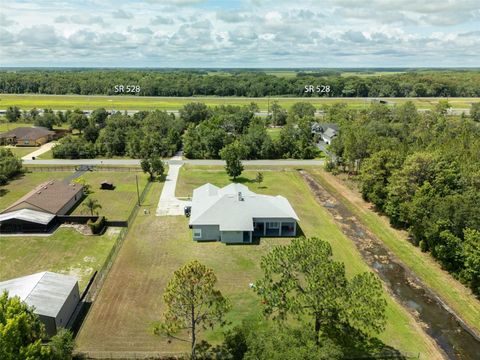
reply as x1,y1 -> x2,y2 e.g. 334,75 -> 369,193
0,271 -> 80,336
189,183 -> 299,244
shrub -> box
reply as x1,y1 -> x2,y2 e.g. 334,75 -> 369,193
87,216 -> 106,234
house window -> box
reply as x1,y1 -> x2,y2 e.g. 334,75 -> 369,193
267,222 -> 279,229
193,228 -> 202,239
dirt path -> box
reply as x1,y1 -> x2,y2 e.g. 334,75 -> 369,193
299,170 -> 480,360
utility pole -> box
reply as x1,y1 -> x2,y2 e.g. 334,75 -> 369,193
135,174 -> 140,206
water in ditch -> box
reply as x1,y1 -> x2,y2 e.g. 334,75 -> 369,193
301,171 -> 480,360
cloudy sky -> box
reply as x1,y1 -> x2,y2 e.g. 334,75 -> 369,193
0,0 -> 479,67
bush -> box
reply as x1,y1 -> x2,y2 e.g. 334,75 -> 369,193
52,136 -> 96,159
87,216 -> 106,234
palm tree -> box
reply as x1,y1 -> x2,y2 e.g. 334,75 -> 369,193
82,197 -> 102,216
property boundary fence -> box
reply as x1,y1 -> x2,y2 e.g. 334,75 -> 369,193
75,351 -> 184,359
76,349 -> 420,359
72,180 -> 152,339
83,180 -> 152,303
25,165 -> 142,172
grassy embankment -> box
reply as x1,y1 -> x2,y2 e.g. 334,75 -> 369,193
307,168 -> 480,337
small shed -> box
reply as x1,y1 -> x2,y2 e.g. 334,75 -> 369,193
0,272 -> 80,336
100,181 -> 115,190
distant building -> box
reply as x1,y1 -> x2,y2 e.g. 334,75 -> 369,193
311,123 -> 339,145
2,180 -> 83,215
0,272 -> 80,336
0,126 -> 56,146
189,183 -> 299,244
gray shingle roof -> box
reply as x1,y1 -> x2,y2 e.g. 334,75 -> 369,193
189,183 -> 299,231
0,272 -> 78,318
0,127 -> 55,140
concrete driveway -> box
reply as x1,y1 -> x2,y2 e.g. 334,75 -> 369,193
156,160 -> 191,216
21,142 -> 57,160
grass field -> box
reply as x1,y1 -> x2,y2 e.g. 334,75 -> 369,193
36,149 -> 53,159
0,94 -> 477,111
266,127 -> 282,140
1,145 -> 37,158
71,172 -> 149,220
0,121 -> 69,132
0,227 -> 117,291
0,169 -> 148,220
76,166 -> 440,358
307,168 -> 480,337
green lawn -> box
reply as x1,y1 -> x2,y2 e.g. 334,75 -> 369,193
36,149 -> 54,159
308,168 -> 480,336
0,94 -> 477,111
0,227 -> 117,291
266,127 -> 282,140
72,172 -> 149,220
1,146 -> 37,158
76,167 -> 440,358
0,121 -> 69,132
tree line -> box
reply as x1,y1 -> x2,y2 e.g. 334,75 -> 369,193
1,69 -> 479,97
5,102 -> 320,160
328,101 -> 480,295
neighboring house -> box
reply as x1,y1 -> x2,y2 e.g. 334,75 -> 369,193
0,126 -> 56,146
0,209 -> 56,233
189,183 -> 299,244
322,127 -> 338,144
0,272 -> 80,336
311,123 -> 339,145
1,180 -> 84,215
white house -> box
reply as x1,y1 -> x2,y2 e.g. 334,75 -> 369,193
189,183 -> 299,244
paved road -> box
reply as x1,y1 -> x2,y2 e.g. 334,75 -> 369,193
23,159 -> 325,166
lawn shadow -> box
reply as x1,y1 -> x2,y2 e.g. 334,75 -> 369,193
232,176 -> 254,184
0,188 -> 9,198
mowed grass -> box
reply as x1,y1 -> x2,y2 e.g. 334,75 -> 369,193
71,172 -> 149,220
1,146 -> 37,158
0,227 -> 117,291
0,122 -> 36,132
76,166 -> 440,358
0,94 -> 477,111
0,121 -> 69,132
307,168 -> 480,336
266,127 -> 282,140
36,149 -> 53,159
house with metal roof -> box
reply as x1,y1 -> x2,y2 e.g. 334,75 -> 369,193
0,209 -> 56,233
0,272 -> 80,336
189,183 -> 299,244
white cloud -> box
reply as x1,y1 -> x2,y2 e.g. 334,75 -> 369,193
0,0 -> 479,67
112,9 -> 133,19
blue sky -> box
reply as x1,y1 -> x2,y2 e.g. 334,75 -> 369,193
0,0 -> 479,67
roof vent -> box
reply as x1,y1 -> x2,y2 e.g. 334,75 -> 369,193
238,192 -> 244,201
